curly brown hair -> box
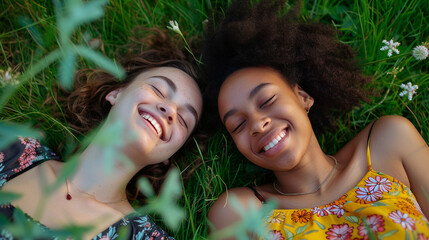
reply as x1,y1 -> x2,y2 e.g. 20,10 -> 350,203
202,0 -> 372,134
65,28 -> 199,201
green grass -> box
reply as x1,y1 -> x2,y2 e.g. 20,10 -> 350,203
0,0 -> 428,239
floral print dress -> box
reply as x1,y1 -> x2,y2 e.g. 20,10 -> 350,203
260,136 -> 429,239
0,137 -> 175,240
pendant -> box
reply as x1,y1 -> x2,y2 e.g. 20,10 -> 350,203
66,193 -> 72,200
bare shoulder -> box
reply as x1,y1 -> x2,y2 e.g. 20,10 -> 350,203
208,187 -> 263,232
364,115 -> 428,185
374,116 -> 429,216
372,115 -> 421,136
370,115 -> 426,156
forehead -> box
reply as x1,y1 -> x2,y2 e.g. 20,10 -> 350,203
133,67 -> 203,113
219,67 -> 289,100
133,67 -> 194,88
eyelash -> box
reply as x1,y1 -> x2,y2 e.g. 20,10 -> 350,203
231,95 -> 276,133
151,85 -> 165,98
232,121 -> 245,133
260,95 -> 275,108
178,114 -> 188,129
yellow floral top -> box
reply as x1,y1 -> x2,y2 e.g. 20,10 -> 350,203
260,139 -> 429,239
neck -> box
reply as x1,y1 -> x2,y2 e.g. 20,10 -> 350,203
68,143 -> 142,203
273,139 -> 337,195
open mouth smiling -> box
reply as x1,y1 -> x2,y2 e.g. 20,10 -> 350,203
139,110 -> 164,140
259,127 -> 289,153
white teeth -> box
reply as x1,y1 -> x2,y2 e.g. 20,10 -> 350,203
263,130 -> 287,152
141,113 -> 162,137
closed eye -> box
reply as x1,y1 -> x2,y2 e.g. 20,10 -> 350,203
232,120 -> 245,133
260,95 -> 275,108
178,113 -> 188,129
151,85 -> 165,98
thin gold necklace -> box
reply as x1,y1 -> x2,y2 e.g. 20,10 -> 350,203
272,155 -> 338,196
65,179 -> 127,204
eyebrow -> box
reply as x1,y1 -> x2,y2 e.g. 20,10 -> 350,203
151,75 -> 198,127
222,83 -> 271,123
151,75 -> 177,92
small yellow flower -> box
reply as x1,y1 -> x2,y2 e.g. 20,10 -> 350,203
395,201 -> 421,216
270,211 -> 286,223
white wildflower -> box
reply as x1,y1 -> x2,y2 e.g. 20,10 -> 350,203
0,67 -> 20,87
167,20 -> 182,35
380,39 -> 400,57
166,19 -> 203,65
412,45 -> 428,60
399,82 -> 418,101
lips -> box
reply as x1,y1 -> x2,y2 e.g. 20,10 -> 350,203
259,127 -> 289,153
138,109 -> 165,140
141,113 -> 162,136
263,130 -> 286,152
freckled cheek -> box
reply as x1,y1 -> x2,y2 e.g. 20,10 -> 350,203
134,86 -> 156,99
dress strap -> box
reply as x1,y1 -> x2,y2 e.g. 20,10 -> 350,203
247,186 -> 265,204
366,119 -> 378,170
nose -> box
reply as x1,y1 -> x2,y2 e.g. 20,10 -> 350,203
158,102 -> 177,124
250,115 -> 271,136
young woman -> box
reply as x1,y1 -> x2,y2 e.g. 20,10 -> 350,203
202,0 -> 429,239
0,29 -> 203,239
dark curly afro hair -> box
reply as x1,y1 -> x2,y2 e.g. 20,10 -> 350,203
202,0 -> 372,134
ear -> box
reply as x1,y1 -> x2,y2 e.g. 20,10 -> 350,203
294,85 -> 314,111
105,88 -> 122,106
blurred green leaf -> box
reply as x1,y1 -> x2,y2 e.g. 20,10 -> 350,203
138,168 -> 185,230
210,194 -> 277,239
50,224 -> 94,239
4,209 -> 51,240
0,121 -> 43,150
91,121 -> 134,173
57,0 -> 109,42
138,177 -> 155,198
156,168 -> 184,229
0,191 -> 21,205
58,48 -> 77,90
18,16 -> 45,48
75,46 -> 125,80
46,153 -> 80,195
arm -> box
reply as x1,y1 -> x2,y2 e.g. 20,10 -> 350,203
208,187 -> 263,240
396,117 -> 429,217
373,116 -> 429,217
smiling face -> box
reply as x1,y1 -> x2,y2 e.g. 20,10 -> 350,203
218,67 -> 314,171
106,67 -> 202,167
